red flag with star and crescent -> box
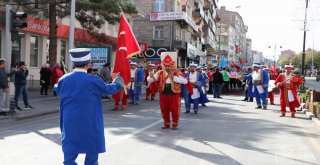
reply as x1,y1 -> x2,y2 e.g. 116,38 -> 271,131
270,63 -> 278,76
112,14 -> 141,86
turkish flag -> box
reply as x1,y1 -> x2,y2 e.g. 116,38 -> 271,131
270,63 -> 278,76
113,14 -> 141,85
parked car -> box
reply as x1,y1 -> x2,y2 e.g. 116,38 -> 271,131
316,74 -> 320,81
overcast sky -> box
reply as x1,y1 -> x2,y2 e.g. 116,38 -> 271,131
217,0 -> 320,59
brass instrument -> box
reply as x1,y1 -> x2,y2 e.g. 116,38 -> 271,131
60,56 -> 69,73
236,75 -> 245,85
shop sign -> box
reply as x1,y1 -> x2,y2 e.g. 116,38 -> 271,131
150,12 -> 198,31
78,47 -> 111,69
143,47 -> 169,58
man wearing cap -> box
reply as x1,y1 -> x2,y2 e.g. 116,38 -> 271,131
144,63 -> 156,101
54,48 -> 124,165
148,55 -> 187,129
128,62 -> 144,105
183,64 -> 203,113
275,64 -> 303,117
252,63 -> 269,109
197,66 -> 209,106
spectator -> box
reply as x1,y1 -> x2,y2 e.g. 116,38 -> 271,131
40,64 -> 51,96
51,63 -> 64,96
99,63 -> 111,83
0,59 -> 16,115
14,61 -> 33,110
212,68 -> 224,98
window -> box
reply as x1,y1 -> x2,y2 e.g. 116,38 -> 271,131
154,26 -> 164,39
60,40 -> 67,63
153,0 -> 165,12
175,27 -> 182,40
30,36 -> 38,67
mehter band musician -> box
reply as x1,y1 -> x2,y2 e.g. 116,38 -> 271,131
147,54 -> 187,130
275,64 -> 303,118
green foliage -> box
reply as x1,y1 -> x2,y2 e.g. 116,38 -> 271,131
2,0 -> 138,31
300,89 -> 311,101
277,49 -> 320,70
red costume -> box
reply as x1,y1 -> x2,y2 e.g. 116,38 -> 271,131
144,65 -> 156,100
112,89 -> 128,110
149,55 -> 187,129
267,70 -> 276,104
274,72 -> 303,116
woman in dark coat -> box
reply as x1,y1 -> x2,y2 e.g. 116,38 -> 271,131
40,64 -> 51,95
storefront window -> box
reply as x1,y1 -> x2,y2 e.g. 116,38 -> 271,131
30,36 -> 39,67
11,39 -> 21,67
60,40 -> 67,63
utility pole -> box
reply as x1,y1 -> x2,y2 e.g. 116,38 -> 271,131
67,0 -> 76,71
301,0 -> 309,76
5,5 -> 12,71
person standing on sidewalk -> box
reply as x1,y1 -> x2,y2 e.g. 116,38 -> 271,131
40,64 -> 51,96
54,48 -> 124,165
51,63 -> 64,96
275,64 -> 303,118
147,54 -> 187,129
221,67 -> 230,93
14,61 -> 33,111
0,59 -> 16,115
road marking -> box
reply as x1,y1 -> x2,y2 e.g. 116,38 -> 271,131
108,119 -> 163,146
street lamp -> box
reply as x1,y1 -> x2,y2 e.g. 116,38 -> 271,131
268,44 -> 282,67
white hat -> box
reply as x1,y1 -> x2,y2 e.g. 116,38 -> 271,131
130,62 -> 137,66
69,48 -> 91,66
149,64 -> 155,67
197,66 -> 202,69
263,67 -> 270,70
189,63 -> 198,67
285,64 -> 294,69
252,63 -> 260,68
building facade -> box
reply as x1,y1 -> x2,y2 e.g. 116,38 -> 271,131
217,6 -> 248,66
131,0 -> 219,67
0,10 -> 118,80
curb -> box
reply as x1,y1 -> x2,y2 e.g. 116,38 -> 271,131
301,108 -> 320,127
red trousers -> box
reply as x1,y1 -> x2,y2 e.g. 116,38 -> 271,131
146,87 -> 155,100
268,92 -> 274,104
112,91 -> 128,109
280,101 -> 296,115
159,93 -> 180,127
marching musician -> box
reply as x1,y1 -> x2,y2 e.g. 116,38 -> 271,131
264,67 -> 276,105
275,64 -> 303,118
147,54 -> 187,129
54,48 -> 124,164
144,63 -> 156,101
197,66 -> 209,107
128,62 -> 144,105
242,68 -> 254,102
252,64 -> 269,109
183,64 -> 203,113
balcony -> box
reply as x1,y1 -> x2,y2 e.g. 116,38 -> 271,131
193,3 -> 205,18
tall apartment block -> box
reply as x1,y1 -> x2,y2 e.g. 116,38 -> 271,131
131,0 -> 219,67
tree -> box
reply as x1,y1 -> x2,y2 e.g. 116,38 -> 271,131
1,0 -> 137,68
278,55 -> 292,67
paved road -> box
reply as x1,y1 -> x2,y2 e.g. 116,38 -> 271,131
1,94 -> 320,165
305,77 -> 320,91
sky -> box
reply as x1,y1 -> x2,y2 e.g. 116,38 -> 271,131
217,0 -> 320,60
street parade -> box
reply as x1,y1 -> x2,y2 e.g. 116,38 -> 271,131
1,0 -> 320,164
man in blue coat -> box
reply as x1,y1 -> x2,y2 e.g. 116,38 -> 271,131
54,48 -> 124,165
252,64 -> 269,109
243,68 -> 254,102
129,62 -> 144,105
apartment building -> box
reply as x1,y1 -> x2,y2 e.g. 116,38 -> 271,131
131,0 -> 219,67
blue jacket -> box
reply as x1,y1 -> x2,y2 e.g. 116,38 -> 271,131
244,73 -> 254,97
14,69 -> 28,85
54,71 -> 122,154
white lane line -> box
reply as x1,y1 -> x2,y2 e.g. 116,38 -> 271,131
108,119 -> 163,146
